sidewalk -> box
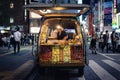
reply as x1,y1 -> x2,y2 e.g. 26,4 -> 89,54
0,45 -> 32,54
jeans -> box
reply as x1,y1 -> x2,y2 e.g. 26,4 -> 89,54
102,42 -> 109,53
13,41 -> 20,53
112,41 -> 116,53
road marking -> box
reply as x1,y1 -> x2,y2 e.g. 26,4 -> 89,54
89,60 -> 117,80
103,60 -> 120,72
0,47 -> 32,57
1,60 -> 34,80
70,76 -> 85,80
97,52 -> 115,60
104,54 -> 120,56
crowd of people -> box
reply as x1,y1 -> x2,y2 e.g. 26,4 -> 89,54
0,27 -> 35,54
90,30 -> 120,54
1,27 -> 120,54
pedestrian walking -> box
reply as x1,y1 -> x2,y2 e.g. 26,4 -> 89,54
8,32 -> 15,49
115,33 -> 120,52
111,31 -> 119,53
102,30 -> 109,53
0,33 -> 3,47
7,35 -> 11,50
21,33 -> 25,46
13,27 -> 21,54
24,35 -> 29,46
90,35 -> 97,54
98,31 -> 103,49
1,36 -> 7,47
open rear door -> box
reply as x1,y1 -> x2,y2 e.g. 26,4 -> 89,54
24,3 -> 90,65
24,4 -> 90,17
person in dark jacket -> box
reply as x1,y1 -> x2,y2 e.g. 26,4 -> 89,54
98,31 -> 103,49
90,35 -> 97,54
102,30 -> 109,53
111,31 -> 118,53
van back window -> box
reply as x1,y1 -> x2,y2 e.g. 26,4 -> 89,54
46,18 -> 77,33
39,18 -> 81,44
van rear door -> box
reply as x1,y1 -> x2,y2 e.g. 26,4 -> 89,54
24,3 -> 90,65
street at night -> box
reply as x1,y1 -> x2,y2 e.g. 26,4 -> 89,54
27,49 -> 120,80
0,0 -> 120,80
0,45 -> 34,80
0,45 -> 120,80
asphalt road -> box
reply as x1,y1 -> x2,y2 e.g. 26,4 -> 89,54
0,45 -> 34,80
0,45 -> 120,80
27,50 -> 120,80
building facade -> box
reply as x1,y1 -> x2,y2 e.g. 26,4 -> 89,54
0,0 -> 9,26
0,0 -> 91,34
0,0 -> 27,33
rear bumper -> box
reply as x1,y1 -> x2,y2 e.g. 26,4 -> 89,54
38,62 -> 84,68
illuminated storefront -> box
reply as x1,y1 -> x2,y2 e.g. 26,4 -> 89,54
104,1 -> 112,26
112,0 -> 118,29
116,0 -> 120,28
116,13 -> 120,28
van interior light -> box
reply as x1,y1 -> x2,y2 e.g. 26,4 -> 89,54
56,25 -> 61,29
56,25 -> 63,30
52,7 -> 66,10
